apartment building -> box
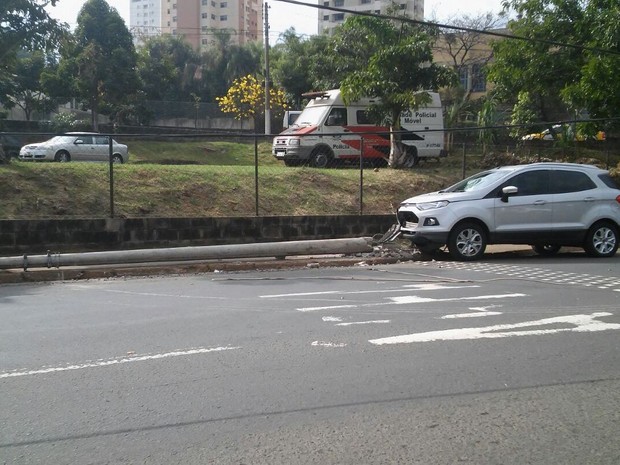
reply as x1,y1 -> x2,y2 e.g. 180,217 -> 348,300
129,0 -> 263,49
318,0 -> 424,36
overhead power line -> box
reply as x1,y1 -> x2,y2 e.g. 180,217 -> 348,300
275,0 -> 620,57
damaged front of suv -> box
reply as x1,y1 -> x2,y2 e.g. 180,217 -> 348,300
394,167 -> 517,258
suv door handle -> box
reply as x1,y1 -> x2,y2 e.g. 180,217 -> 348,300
533,200 -> 546,205
583,197 -> 595,202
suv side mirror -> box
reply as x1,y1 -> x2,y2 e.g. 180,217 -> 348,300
501,185 -> 518,203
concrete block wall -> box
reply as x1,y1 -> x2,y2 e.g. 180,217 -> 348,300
0,215 -> 395,255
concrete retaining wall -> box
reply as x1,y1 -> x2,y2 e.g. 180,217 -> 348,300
0,215 -> 395,255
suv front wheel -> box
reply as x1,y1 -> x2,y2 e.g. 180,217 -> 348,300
448,222 -> 487,261
584,221 -> 618,257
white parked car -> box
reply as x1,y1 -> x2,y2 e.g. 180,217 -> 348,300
396,163 -> 620,260
19,132 -> 128,163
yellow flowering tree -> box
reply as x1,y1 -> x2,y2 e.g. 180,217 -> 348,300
216,74 -> 289,125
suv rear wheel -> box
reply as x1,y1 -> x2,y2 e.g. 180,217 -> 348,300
584,221 -> 618,257
448,222 -> 487,261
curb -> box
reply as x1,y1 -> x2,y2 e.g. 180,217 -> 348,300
0,255 -> 405,284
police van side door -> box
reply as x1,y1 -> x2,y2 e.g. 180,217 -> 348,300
323,107 -> 360,159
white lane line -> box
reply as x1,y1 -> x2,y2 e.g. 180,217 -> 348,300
0,346 -> 240,379
322,316 -> 343,322
390,293 -> 526,304
369,312 -> 620,345
442,305 -> 503,319
261,284 -> 479,299
336,320 -> 391,326
442,311 -> 503,319
298,304 -> 358,312
311,341 -> 347,348
297,293 -> 526,312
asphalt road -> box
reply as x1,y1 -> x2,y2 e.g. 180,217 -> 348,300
1,252 -> 620,464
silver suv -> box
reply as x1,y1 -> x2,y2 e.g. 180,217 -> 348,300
396,163 -> 620,260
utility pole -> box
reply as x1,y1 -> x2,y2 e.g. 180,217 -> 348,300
264,2 -> 271,135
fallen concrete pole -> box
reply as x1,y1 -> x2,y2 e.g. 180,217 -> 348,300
0,238 -> 374,271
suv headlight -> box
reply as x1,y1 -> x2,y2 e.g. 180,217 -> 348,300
416,200 -> 449,211
289,138 -> 300,146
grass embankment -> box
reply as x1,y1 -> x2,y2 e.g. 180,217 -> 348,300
0,140 -> 467,219
11,138 -> 618,220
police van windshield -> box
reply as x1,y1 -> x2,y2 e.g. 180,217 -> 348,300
294,106 -> 330,126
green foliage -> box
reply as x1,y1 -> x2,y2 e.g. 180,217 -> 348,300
1,0 -> 66,103
0,50 -> 58,120
48,112 -> 91,133
332,14 -> 455,167
509,91 -> 538,139
488,0 -> 620,131
198,30 -> 263,102
270,29 -> 330,106
42,0 -> 139,130
137,35 -> 201,102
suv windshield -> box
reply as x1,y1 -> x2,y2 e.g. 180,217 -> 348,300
443,169 -> 511,193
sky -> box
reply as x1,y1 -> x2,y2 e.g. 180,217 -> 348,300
44,0 -> 507,44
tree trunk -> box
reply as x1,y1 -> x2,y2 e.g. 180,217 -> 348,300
91,97 -> 99,132
388,109 -> 407,168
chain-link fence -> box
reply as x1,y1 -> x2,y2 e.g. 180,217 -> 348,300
1,129 -> 618,220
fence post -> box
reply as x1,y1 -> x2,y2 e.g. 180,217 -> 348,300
461,143 -> 466,179
254,135 -> 259,216
108,135 -> 114,218
359,137 -> 364,215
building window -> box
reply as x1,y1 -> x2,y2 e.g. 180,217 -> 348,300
458,66 -> 468,89
220,1 -> 227,6
361,0 -> 371,3
323,15 -> 329,20
334,0 -> 344,5
220,15 -> 227,20
323,1 -> 329,5
471,64 -> 486,92
332,13 -> 344,21
202,12 -> 208,18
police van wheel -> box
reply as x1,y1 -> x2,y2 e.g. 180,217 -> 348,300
403,148 -> 419,168
310,148 -> 332,168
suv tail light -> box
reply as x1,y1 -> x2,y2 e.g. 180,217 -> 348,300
616,195 -> 620,204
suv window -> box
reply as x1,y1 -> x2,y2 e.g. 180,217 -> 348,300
599,173 -> 620,190
502,169 -> 550,196
551,170 -> 596,193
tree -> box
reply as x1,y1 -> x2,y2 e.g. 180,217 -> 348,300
43,0 -> 139,130
270,28 -> 332,107
199,30 -> 263,103
334,15 -> 455,168
137,34 -> 201,102
434,13 -> 502,150
0,50 -> 58,120
0,0 -> 65,87
216,74 -> 289,129
487,0 -> 620,134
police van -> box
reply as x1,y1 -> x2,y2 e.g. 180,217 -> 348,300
272,89 -> 446,167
